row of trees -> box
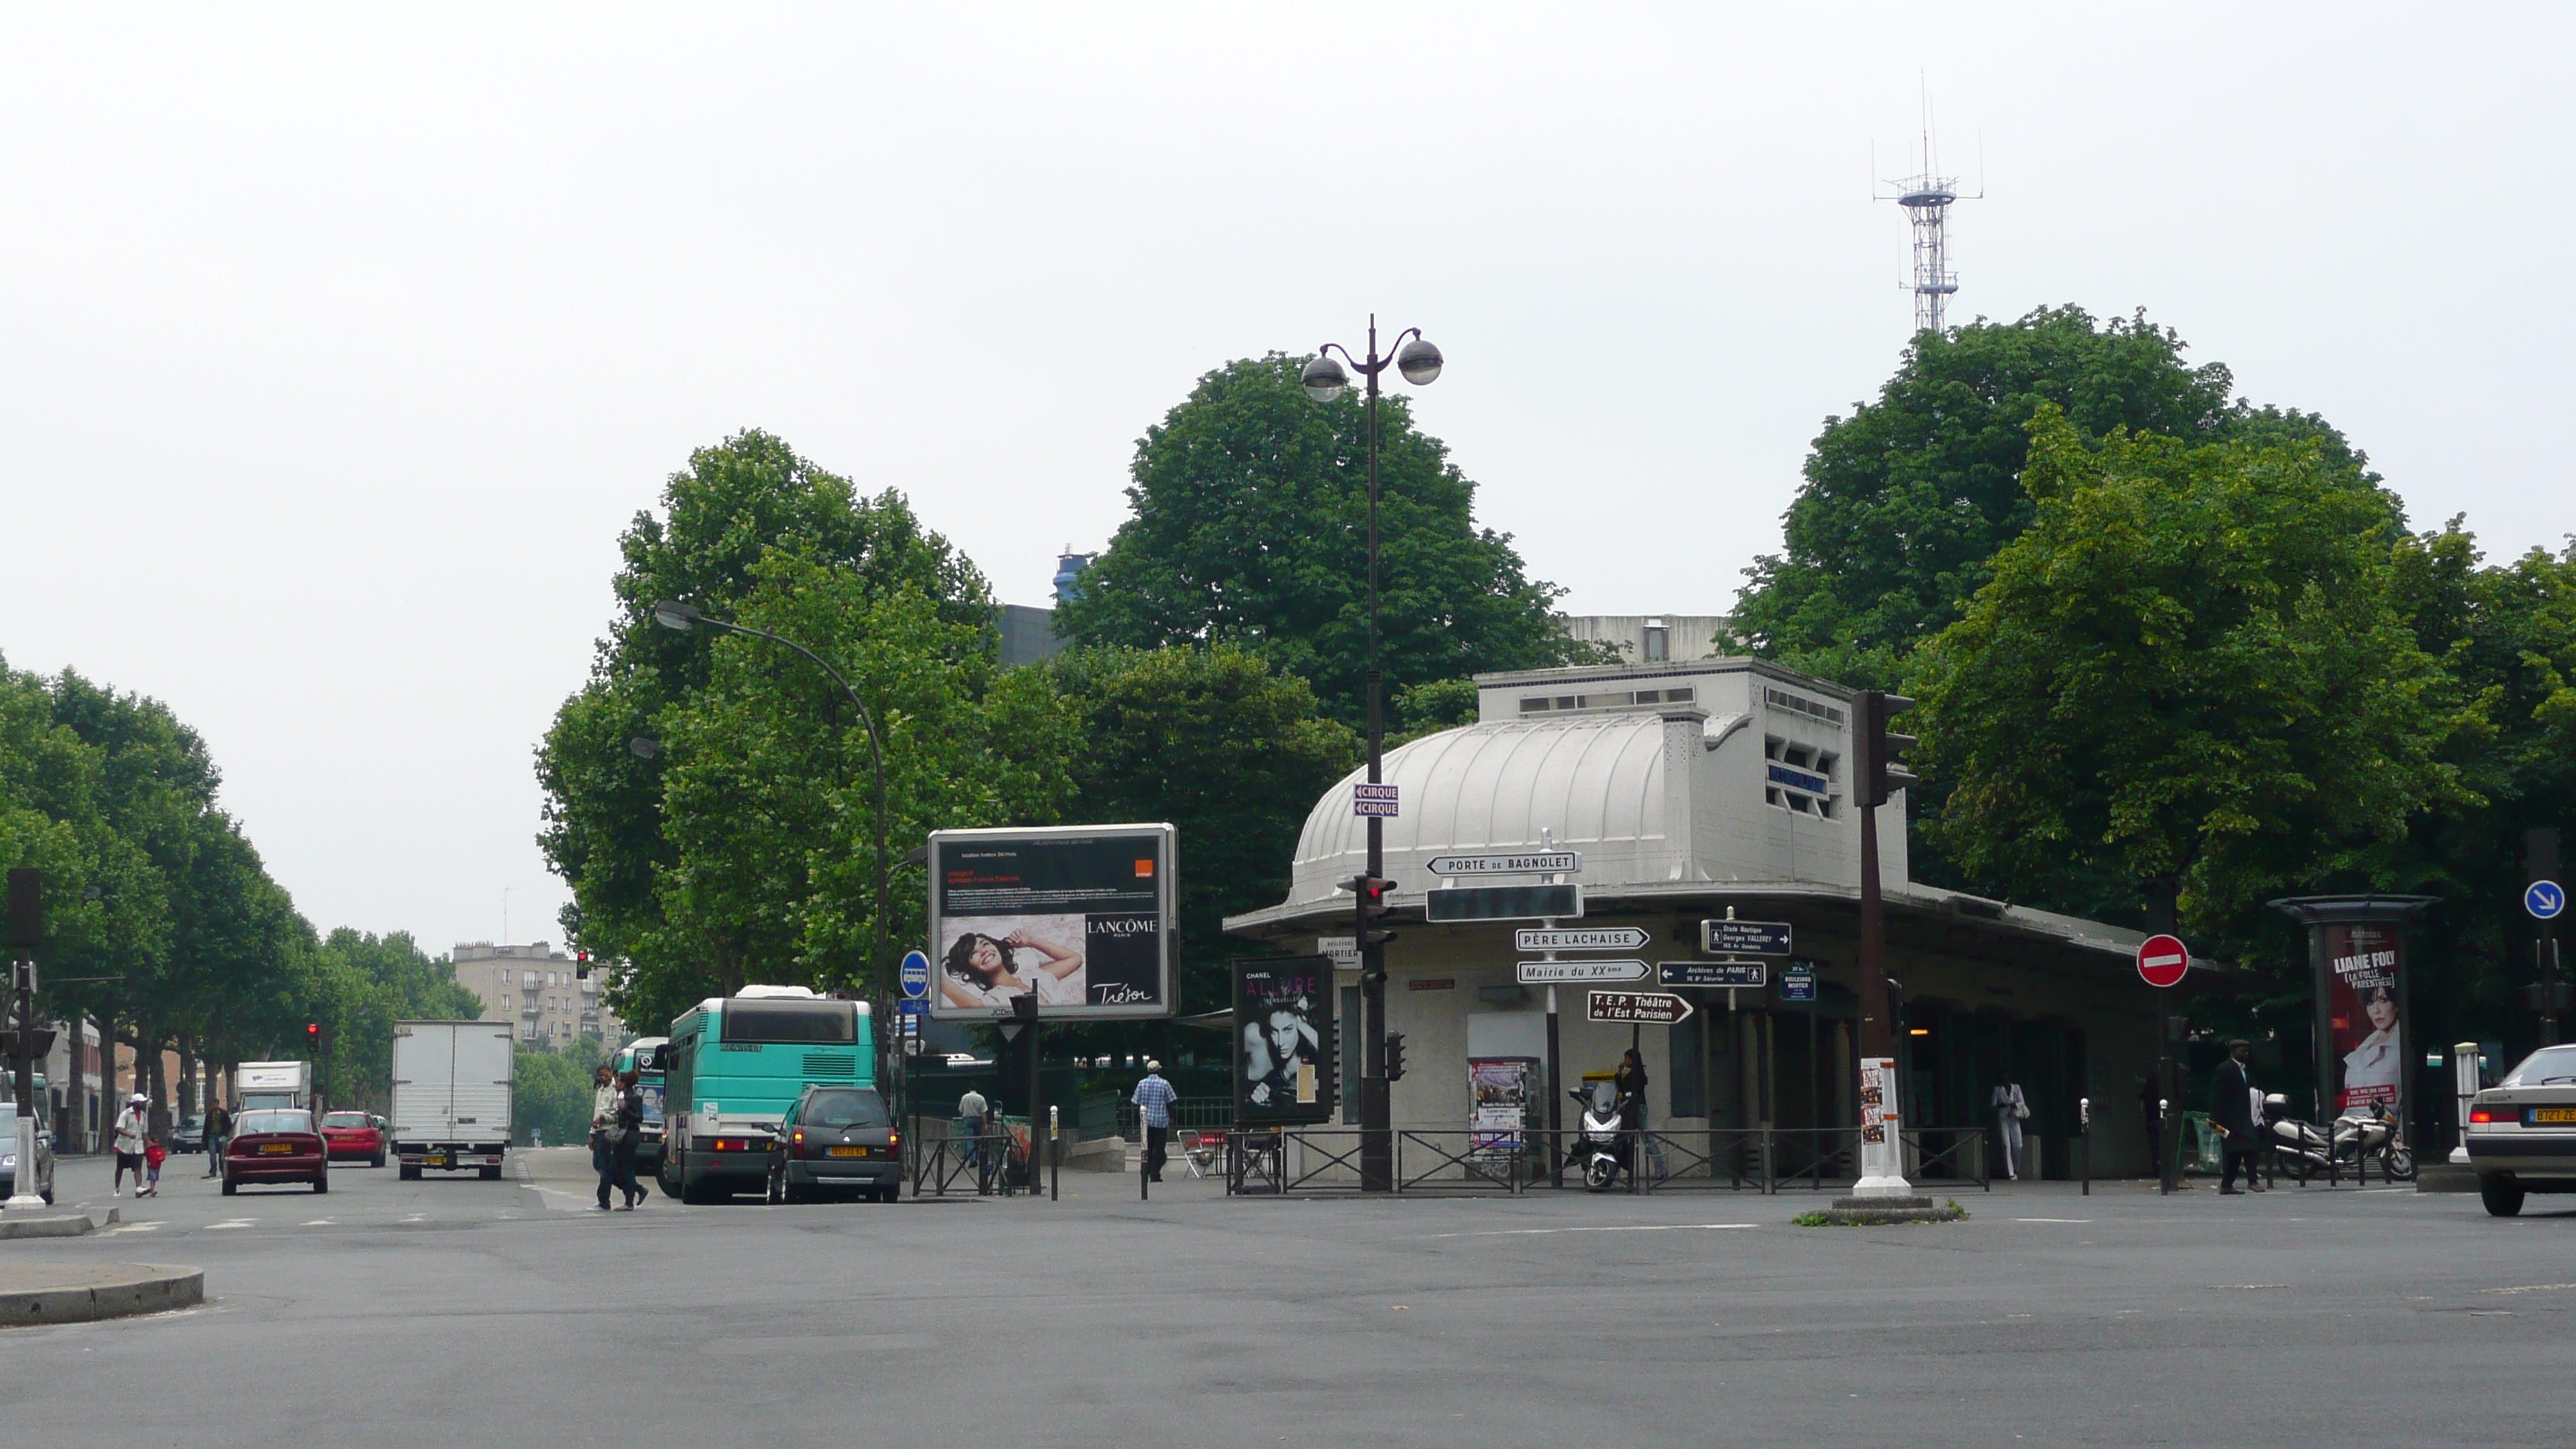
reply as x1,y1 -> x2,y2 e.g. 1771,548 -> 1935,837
541,356 -> 1591,1039
0,659 -> 478,1137
1733,307 -> 2576,1055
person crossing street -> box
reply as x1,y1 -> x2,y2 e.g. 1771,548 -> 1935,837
2212,1039 -> 2265,1194
1132,1061 -> 1176,1184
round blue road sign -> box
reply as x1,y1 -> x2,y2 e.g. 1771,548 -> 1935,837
2530,880 -> 2567,921
899,948 -> 930,998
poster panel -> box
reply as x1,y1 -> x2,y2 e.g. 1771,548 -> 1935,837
927,824 -> 1176,1020
2324,923 -> 2404,1115
1235,957 -> 1336,1125
1469,1057 -> 1536,1152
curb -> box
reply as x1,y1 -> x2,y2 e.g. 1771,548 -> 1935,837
0,1206 -> 119,1240
0,1263 -> 203,1327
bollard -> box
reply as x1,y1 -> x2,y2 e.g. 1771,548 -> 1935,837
1049,1105 -> 1060,1202
2078,1097 -> 2091,1196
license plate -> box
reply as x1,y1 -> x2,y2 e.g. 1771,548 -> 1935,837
260,1142 -> 293,1153
2533,1108 -> 2576,1124
827,1146 -> 868,1158
425,1154 -> 450,1166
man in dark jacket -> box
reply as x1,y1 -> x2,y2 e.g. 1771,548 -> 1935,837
2212,1039 -> 2263,1194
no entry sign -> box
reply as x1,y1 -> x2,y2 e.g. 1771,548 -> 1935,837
2136,933 -> 2190,989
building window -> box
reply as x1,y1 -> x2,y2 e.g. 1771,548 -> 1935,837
1642,623 -> 1669,663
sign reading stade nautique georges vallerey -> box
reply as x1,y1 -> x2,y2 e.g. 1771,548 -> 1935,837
926,824 -> 1177,1020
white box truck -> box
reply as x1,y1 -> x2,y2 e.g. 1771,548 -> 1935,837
233,1060 -> 313,1112
391,1021 -> 515,1180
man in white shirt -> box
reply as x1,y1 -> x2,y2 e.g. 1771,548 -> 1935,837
112,1092 -> 149,1197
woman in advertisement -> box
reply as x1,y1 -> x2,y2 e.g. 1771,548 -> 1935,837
938,925 -> 1086,1010
2341,981 -> 2403,1108
1242,995 -> 1321,1110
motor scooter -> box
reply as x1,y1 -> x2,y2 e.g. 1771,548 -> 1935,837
1567,1086 -> 1639,1192
2263,1093 -> 2416,1182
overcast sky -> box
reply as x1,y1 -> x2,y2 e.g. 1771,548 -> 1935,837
4,7 -> 2567,957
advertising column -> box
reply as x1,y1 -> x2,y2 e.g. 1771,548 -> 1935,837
2269,896 -> 2437,1134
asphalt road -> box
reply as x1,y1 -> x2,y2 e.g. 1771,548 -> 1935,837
2,1147 -> 2569,1447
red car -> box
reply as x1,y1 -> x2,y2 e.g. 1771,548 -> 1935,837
318,1110 -> 388,1166
223,1109 -> 330,1195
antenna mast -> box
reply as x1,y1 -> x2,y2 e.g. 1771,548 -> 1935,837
1878,90 -> 1975,336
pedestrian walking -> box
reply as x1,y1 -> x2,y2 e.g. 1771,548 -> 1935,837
202,1100 -> 231,1178
1990,1080 -> 2030,1180
142,1135 -> 166,1197
588,1064 -> 619,1211
1132,1061 -> 1176,1183
956,1085 -> 990,1168
111,1092 -> 149,1197
2212,1039 -> 2265,1194
608,1070 -> 646,1211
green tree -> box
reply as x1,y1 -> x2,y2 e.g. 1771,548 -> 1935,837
1055,355 -> 1599,727
1046,644 -> 1359,1016
512,1036 -> 608,1148
1734,307 -> 2369,687
539,433 -> 1071,1036
1910,406 -> 2468,933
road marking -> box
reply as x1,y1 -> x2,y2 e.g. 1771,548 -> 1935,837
300,1219 -> 335,1226
2014,1218 -> 2091,1223
207,1219 -> 256,1230
399,1213 -> 427,1223
2207,1283 -> 2287,1290
1432,1223 -> 1756,1238
2481,1283 -> 2576,1295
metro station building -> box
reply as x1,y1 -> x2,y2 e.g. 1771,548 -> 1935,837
1223,657 -> 2185,1179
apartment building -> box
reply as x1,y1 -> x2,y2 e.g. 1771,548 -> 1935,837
452,941 -> 624,1046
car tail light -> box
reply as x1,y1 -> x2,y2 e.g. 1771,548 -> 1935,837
888,1131 -> 898,1148
2470,1107 -> 2513,1124
791,1129 -> 807,1155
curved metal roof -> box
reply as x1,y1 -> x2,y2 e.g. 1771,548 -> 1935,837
1289,713 -> 1687,907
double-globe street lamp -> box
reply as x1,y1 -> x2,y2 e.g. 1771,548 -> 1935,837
1300,317 -> 1442,1192
645,601 -> 892,1000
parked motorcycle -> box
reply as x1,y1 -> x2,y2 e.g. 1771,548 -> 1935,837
2263,1093 -> 2416,1182
1568,1087 -> 1639,1192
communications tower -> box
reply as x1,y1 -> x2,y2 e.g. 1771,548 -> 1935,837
1878,102 -> 1977,336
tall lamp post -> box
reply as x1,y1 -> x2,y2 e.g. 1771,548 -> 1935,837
1300,317 -> 1444,1192
647,601 -> 892,997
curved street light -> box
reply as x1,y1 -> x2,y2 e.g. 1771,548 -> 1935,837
646,602 -> 890,996
1305,314 -> 1439,1192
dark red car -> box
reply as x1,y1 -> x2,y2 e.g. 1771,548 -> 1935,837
318,1110 -> 387,1166
223,1109 -> 329,1195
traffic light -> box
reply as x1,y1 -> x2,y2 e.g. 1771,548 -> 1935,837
576,949 -> 592,981
1354,875 -> 1398,949
1384,1032 -> 1407,1083
1855,691 -> 1919,809
306,1022 -> 321,1053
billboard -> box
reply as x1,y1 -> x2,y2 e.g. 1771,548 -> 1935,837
927,824 -> 1176,1020
2324,923 -> 2404,1115
1234,957 -> 1335,1125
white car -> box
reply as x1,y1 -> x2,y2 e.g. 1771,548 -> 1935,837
2465,1043 -> 2576,1217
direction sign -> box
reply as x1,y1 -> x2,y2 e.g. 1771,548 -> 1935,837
1316,934 -> 1359,970
1427,851 -> 1581,878
1516,959 -> 1649,985
2136,933 -> 2190,989
1586,990 -> 1695,1026
1780,961 -> 1818,1002
899,949 -> 930,999
2530,880 -> 2567,921
1515,926 -> 1648,953
1701,919 -> 1794,957
1424,882 -> 1582,923
1660,961 -> 1767,988
1353,783 -> 1400,818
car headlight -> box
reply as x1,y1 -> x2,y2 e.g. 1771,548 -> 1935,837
1,1153 -> 15,1170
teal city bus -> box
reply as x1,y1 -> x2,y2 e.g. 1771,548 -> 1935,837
657,988 -> 874,1204
613,1036 -> 669,1177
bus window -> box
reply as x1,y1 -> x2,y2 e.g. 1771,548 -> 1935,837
721,1000 -> 856,1044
